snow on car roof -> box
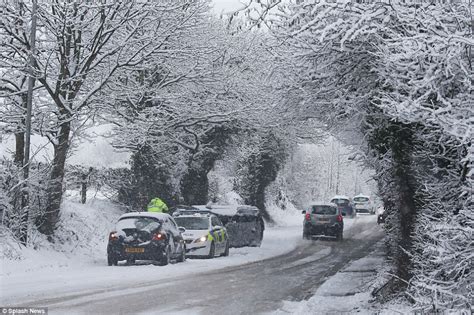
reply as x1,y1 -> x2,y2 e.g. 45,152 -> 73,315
353,194 -> 370,198
330,195 -> 350,200
174,213 -> 211,218
307,201 -> 337,207
193,204 -> 259,216
119,212 -> 170,221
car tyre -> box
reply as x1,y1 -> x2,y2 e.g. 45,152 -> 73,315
303,231 -> 311,240
160,245 -> 171,266
107,254 -> 118,266
222,240 -> 230,257
207,242 -> 215,259
177,245 -> 186,263
336,231 -> 343,241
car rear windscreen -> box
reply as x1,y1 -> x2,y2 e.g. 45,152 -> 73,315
311,205 -> 337,215
353,197 -> 369,202
175,217 -> 209,230
117,217 -> 161,233
331,199 -> 349,206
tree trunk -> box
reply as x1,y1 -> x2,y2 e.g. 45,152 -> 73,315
38,121 -> 70,237
181,167 -> 210,205
81,173 -> 87,204
17,76 -> 30,244
388,123 -> 418,286
14,133 -> 25,166
255,184 -> 271,222
81,168 -> 92,205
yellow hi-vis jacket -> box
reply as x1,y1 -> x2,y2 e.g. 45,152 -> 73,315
147,198 -> 168,213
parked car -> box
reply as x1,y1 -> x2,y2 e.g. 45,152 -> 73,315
194,205 -> 265,248
352,194 -> 375,214
330,195 -> 355,217
302,202 -> 344,241
107,212 -> 186,266
174,213 -> 229,258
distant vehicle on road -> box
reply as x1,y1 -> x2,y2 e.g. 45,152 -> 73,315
330,195 -> 355,217
194,205 -> 265,248
107,212 -> 186,266
302,202 -> 344,241
352,194 -> 375,214
174,213 -> 229,258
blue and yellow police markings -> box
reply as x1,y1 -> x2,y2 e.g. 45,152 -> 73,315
209,228 -> 226,243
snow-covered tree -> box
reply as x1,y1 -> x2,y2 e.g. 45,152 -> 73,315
110,16 -> 294,206
1,1 -> 219,236
235,0 -> 473,309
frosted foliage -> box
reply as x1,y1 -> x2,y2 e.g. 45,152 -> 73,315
277,142 -> 376,208
252,0 -> 474,310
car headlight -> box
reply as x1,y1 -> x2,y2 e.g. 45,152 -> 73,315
196,235 -> 208,243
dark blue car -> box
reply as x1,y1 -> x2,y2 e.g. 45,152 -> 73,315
330,196 -> 355,218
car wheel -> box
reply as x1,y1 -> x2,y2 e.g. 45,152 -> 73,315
303,231 -> 311,240
160,246 -> 171,266
336,231 -> 343,241
177,245 -> 186,263
222,241 -> 230,257
107,254 -> 118,266
207,242 -> 215,259
126,258 -> 135,265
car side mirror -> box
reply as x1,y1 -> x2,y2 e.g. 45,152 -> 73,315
178,227 -> 186,233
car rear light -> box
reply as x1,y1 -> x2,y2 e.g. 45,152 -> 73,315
152,232 -> 166,241
305,213 -> 311,221
336,214 -> 343,222
109,231 -> 118,241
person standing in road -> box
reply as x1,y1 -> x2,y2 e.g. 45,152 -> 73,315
147,197 -> 169,213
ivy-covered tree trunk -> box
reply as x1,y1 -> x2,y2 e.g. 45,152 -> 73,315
180,126 -> 235,205
365,110 -> 419,287
236,133 -> 287,222
127,145 -> 174,210
390,124 -> 417,285
38,121 -> 71,236
180,162 -> 212,205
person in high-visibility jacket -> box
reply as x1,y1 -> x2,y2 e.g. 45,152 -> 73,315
147,197 -> 169,213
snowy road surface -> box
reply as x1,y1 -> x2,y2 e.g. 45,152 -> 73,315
2,215 -> 383,315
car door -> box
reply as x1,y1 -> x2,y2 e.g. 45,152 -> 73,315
168,216 -> 185,254
211,216 -> 224,252
163,217 -> 178,256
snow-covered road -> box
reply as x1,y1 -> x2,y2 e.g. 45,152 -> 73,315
1,214 -> 383,314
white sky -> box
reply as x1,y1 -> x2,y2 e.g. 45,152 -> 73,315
212,0 -> 244,15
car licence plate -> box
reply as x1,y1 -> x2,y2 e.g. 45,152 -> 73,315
125,247 -> 144,253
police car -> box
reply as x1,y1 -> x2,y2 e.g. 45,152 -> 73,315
174,213 -> 229,258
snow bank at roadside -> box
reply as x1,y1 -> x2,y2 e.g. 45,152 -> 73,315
273,242 -> 385,314
266,201 -> 302,227
0,198 -> 124,277
272,240 -> 417,315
